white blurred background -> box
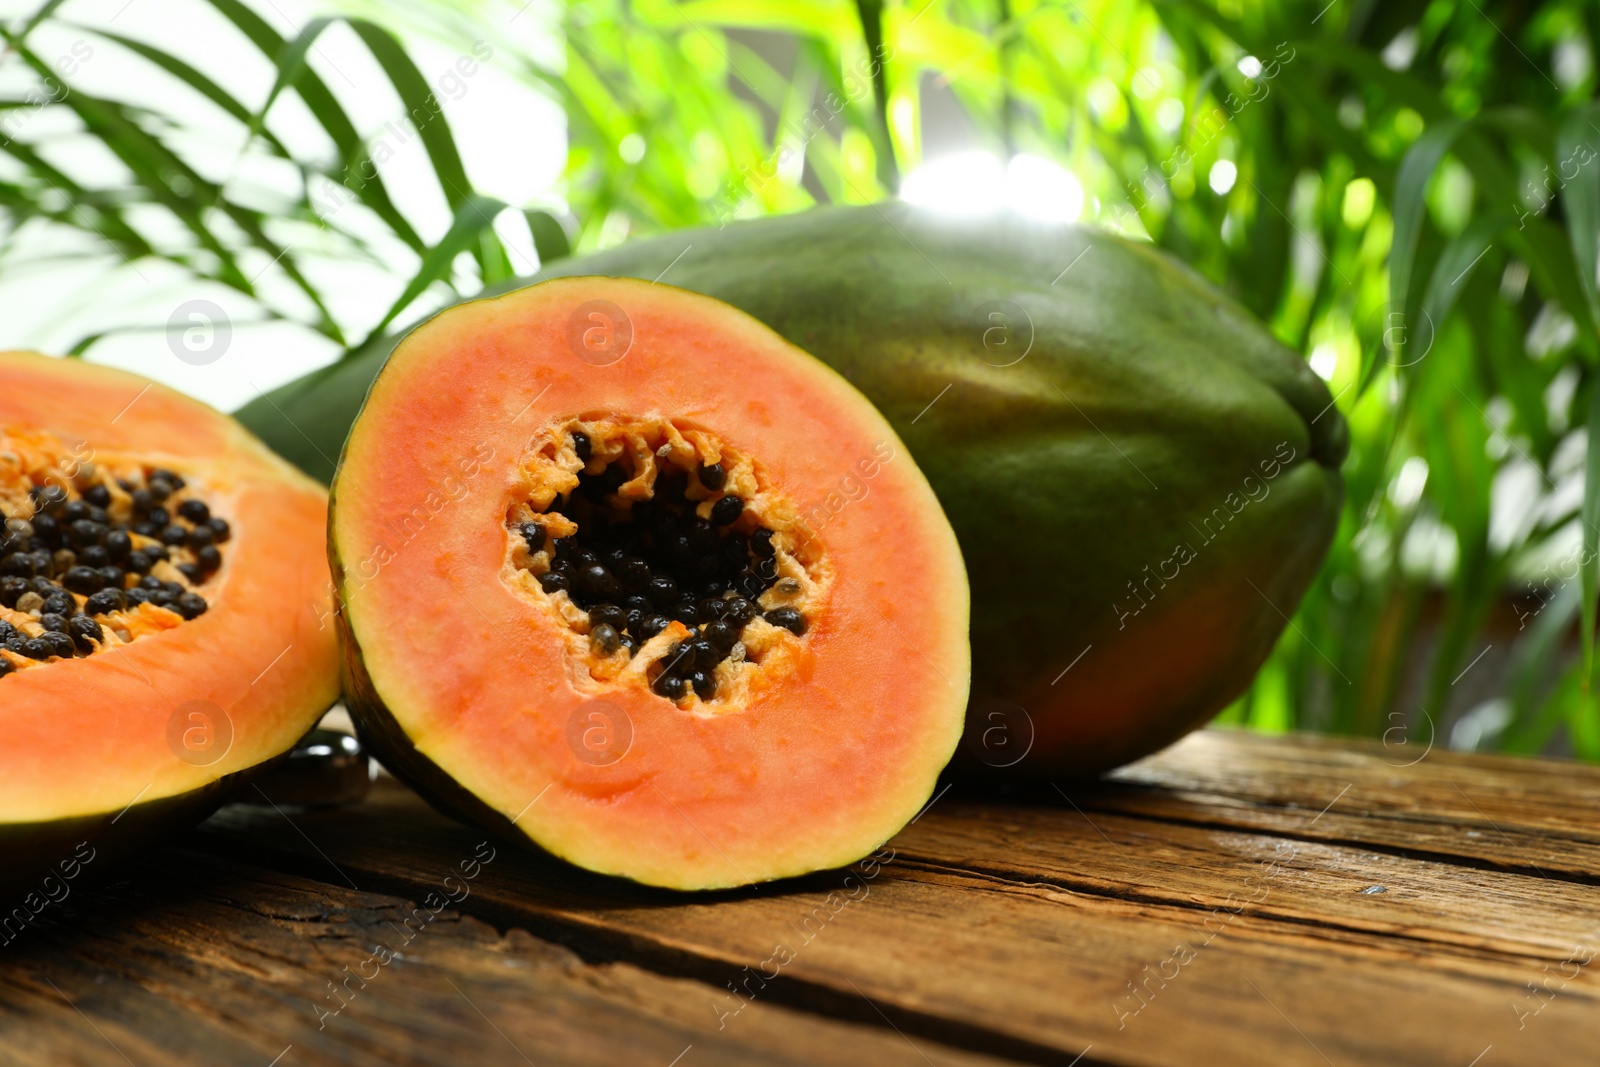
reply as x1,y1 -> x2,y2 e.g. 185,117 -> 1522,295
0,0 -> 563,409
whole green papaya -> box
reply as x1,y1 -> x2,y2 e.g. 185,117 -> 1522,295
238,203 -> 1346,777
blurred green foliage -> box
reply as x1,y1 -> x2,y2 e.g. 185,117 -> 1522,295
3,0 -> 1600,755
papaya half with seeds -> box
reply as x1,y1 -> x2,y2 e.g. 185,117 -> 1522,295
0,352 -> 340,902
331,277 -> 969,890
241,202 -> 1346,779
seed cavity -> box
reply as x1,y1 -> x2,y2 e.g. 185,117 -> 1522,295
505,416 -> 826,710
0,427 -> 229,677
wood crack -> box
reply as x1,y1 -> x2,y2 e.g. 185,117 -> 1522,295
183,833 -> 1109,1067
889,854 -> 1600,974
1071,801 -> 1600,886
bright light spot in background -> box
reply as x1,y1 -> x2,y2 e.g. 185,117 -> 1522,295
1155,98 -> 1184,133
1391,456 -> 1430,509
1086,78 -> 1122,118
1555,38 -> 1593,90
1005,155 -> 1085,222
900,151 -> 1004,214
889,94 -> 917,152
900,152 -> 1084,222
619,133 -> 646,164
1308,341 -> 1338,381
1382,27 -> 1418,71
1236,55 -> 1262,78
1342,177 -> 1377,228
1208,159 -> 1238,195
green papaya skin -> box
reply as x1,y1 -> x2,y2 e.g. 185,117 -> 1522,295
238,203 -> 1345,778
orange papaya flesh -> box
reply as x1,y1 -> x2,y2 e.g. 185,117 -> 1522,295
332,277 -> 970,890
0,351 -> 340,900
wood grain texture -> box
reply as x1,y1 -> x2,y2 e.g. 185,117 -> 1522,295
0,848 -> 1012,1067
191,796 -> 1599,1065
7,728 -> 1598,1067
1097,729 -> 1600,880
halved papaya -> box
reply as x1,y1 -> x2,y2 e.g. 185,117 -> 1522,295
0,352 -> 340,903
332,278 -> 969,889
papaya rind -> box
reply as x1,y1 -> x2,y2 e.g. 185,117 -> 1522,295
0,754 -> 275,908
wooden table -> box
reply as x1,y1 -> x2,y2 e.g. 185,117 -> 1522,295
5,727 -> 1598,1066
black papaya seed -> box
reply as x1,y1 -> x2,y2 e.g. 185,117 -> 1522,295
652,672 -> 688,700
174,593 -> 208,620
578,563 -> 621,601
68,614 -> 102,650
63,566 -> 102,595
688,669 -> 716,700
84,589 -> 125,616
698,462 -> 727,491
702,619 -> 737,652
765,607 -> 807,636
589,603 -> 627,632
710,495 -> 743,527
725,597 -> 756,627
589,623 -> 622,657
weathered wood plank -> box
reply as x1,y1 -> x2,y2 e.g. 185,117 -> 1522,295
1088,729 -> 1600,880
893,803 -> 1600,964
196,767 -> 1600,1067
0,846 -> 1020,1067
